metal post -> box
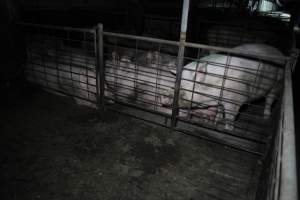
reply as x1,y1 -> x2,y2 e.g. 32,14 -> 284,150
280,61 -> 298,200
171,0 -> 190,128
96,23 -> 105,110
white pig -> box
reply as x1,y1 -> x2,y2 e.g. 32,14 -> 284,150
160,44 -> 284,130
104,50 -> 177,113
25,45 -> 97,107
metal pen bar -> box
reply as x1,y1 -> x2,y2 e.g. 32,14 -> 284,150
27,59 -> 96,81
103,31 -> 179,46
18,21 -> 95,34
95,25 -> 101,109
97,24 -> 105,109
171,0 -> 190,128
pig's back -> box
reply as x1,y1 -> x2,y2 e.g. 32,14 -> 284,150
203,44 -> 283,99
232,44 -> 284,61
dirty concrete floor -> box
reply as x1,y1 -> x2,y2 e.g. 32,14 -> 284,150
0,89 -> 261,200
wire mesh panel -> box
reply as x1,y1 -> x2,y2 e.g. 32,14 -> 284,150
172,43 -> 287,149
21,23 -> 98,107
103,32 -> 179,126
101,31 -> 290,154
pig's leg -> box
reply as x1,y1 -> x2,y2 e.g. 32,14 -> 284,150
206,106 -> 218,122
223,103 -> 240,130
214,105 -> 224,125
188,107 -> 218,123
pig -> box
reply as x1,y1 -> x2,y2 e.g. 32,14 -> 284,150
105,50 -> 225,121
104,50 -> 177,113
160,44 -> 284,130
25,42 -> 98,107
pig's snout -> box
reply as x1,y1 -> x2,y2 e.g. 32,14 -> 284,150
160,90 -> 188,108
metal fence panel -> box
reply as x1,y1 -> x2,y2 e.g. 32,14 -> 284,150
103,31 -> 179,126
21,22 -> 98,107
101,31 -> 290,155
174,44 -> 286,145
20,23 -> 290,155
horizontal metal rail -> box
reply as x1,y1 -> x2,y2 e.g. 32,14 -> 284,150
103,31 -> 288,65
18,21 -> 96,33
103,31 -> 179,46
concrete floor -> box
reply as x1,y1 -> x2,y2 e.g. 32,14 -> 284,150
0,90 -> 261,200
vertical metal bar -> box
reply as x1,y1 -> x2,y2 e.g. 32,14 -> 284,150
93,30 -> 99,103
97,23 -> 105,110
67,30 -> 75,94
29,32 -> 36,82
134,40 -> 139,93
53,29 -> 60,88
41,28 -> 48,88
154,46 -> 161,112
218,53 -> 230,128
83,32 -> 90,100
94,28 -> 100,107
81,31 -> 89,101
189,48 -> 202,120
171,0 -> 190,128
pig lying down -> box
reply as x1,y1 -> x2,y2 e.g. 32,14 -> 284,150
160,44 -> 284,130
104,50 -> 177,114
25,42 -> 98,108
104,44 -> 283,130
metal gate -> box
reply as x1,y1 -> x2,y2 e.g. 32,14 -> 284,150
101,31 -> 292,155
21,23 -> 99,107
21,22 -> 295,156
